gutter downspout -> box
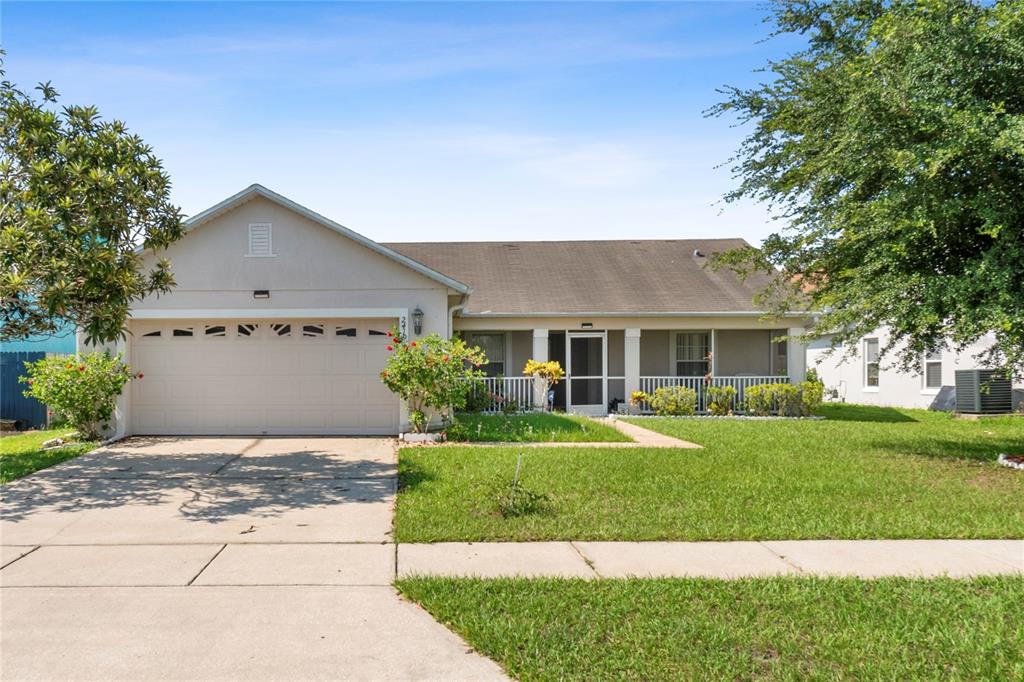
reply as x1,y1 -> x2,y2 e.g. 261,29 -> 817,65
447,299 -> 467,339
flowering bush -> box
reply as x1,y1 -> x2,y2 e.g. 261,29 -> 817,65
20,352 -> 135,439
648,385 -> 697,416
706,385 -> 737,416
379,326 -> 487,432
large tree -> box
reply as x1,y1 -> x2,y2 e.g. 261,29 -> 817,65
1,60 -> 184,344
710,0 -> 1024,377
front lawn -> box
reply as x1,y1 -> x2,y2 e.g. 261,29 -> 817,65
0,429 -> 97,484
395,405 -> 1023,542
398,576 -> 1024,681
451,412 -> 631,443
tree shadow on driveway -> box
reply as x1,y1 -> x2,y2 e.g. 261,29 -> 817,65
0,440 -> 396,526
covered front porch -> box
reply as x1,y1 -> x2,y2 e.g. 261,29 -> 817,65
459,320 -> 809,415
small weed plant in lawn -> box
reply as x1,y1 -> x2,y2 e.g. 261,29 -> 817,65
489,454 -> 549,518
397,576 -> 1024,681
396,404 -> 1024,542
446,412 -> 630,443
0,429 -> 97,483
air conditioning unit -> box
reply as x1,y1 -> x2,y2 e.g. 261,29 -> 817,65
954,370 -> 1013,414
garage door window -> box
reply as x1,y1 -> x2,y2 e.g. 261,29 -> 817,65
271,323 -> 291,337
172,327 -> 194,337
237,323 -> 259,337
302,324 -> 324,338
205,325 -> 227,338
335,326 -> 357,337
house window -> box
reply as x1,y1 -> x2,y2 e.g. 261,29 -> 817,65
247,223 -> 273,257
675,332 -> 709,377
770,331 -> 788,376
864,338 -> 880,387
923,350 -> 942,389
467,333 -> 505,377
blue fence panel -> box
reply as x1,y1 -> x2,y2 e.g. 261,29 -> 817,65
1,352 -> 48,430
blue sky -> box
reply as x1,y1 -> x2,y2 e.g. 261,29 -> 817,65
1,1 -> 800,244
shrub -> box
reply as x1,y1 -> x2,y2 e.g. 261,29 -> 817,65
21,352 -> 135,440
775,384 -> 802,417
744,384 -> 775,416
799,380 -> 825,417
380,327 -> 486,432
522,359 -> 564,412
649,385 -> 697,416
706,385 -> 737,416
629,390 -> 649,406
443,417 -> 470,442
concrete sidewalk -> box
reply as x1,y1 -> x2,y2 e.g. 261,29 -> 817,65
1,437 -> 507,682
397,540 -> 1024,579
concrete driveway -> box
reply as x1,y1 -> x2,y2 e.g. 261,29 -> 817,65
0,437 -> 505,681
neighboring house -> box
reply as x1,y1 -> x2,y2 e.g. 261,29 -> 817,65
90,184 -> 812,437
808,330 -> 1023,411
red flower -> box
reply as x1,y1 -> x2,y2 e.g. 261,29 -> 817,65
386,345 -> 393,352
78,365 -> 85,372
136,372 -> 144,380
27,379 -> 33,385
386,330 -> 393,337
411,341 -> 417,347
381,370 -> 388,377
443,355 -> 449,362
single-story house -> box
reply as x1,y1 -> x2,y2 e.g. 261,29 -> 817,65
808,330 -> 1023,411
92,184 -> 813,437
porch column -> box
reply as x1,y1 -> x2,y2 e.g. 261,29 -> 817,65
532,329 -> 549,409
625,328 -> 641,401
787,326 -> 807,382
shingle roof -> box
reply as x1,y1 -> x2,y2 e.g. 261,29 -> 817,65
384,239 -> 777,316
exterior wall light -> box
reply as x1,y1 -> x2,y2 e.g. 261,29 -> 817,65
412,307 -> 424,335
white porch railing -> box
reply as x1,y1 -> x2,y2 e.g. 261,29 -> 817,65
472,376 -> 535,413
639,375 -> 790,413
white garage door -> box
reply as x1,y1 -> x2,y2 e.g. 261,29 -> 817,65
131,318 -> 399,435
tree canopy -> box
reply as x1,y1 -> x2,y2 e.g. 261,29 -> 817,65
710,0 -> 1024,377
1,58 -> 184,345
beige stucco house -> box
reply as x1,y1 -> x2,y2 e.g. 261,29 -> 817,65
96,184 -> 811,437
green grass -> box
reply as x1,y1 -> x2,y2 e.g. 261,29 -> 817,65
397,576 -> 1024,681
452,412 -> 631,442
395,404 -> 1024,542
0,429 -> 97,484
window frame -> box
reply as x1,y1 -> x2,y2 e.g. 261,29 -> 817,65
863,337 -> 880,390
671,331 -> 710,378
466,332 -> 506,377
922,349 -> 943,391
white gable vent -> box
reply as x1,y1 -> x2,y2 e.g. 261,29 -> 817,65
248,223 -> 274,257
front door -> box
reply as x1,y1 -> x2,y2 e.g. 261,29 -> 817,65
566,332 -> 606,415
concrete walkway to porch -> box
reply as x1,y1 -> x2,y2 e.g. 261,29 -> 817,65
397,539 -> 1024,580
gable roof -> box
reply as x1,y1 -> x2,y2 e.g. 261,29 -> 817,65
385,239 -> 780,316
185,184 -> 471,294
